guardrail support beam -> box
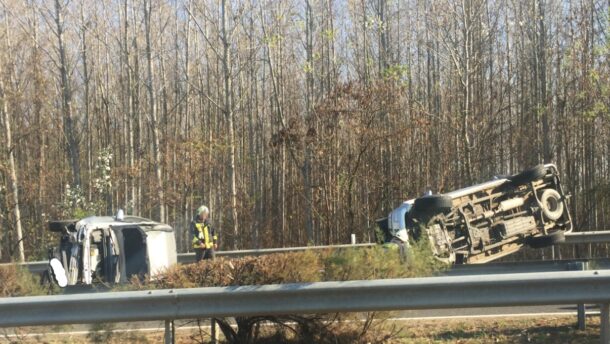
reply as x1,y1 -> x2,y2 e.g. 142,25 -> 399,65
211,318 -> 218,344
577,304 -> 586,330
568,261 -> 588,331
164,319 -> 174,344
601,304 -> 610,344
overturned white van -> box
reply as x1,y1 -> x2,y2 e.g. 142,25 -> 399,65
377,164 -> 573,264
47,212 -> 177,286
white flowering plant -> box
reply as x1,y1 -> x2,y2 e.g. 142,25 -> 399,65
58,183 -> 88,218
57,148 -> 114,217
93,148 -> 113,195
90,147 -> 113,213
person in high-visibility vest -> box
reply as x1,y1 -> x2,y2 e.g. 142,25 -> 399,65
191,205 -> 218,261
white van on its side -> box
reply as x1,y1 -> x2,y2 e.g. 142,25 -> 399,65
47,212 -> 177,286
377,164 -> 573,264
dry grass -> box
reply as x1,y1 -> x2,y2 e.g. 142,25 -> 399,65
0,265 -> 45,297
115,245 -> 445,343
395,316 -> 600,343
1,315 -> 601,343
127,244 -> 441,291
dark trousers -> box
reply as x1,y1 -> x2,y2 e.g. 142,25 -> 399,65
195,248 -> 216,262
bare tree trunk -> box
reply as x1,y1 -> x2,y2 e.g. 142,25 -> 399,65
144,0 -> 165,222
123,0 -> 136,213
130,4 -> 143,215
246,4 -> 259,248
0,8 -> 23,258
462,0 -> 474,184
377,0 -> 389,75
537,0 -> 550,163
80,4 -> 92,202
0,65 -> 24,262
54,0 -> 81,187
221,0 -> 239,248
304,0 -> 315,244
361,0 -> 369,83
29,1 -> 46,249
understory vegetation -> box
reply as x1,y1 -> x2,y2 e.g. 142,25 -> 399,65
124,244 -> 444,343
2,315 -> 599,343
0,265 -> 44,297
0,249 -> 600,343
0,243 -> 442,343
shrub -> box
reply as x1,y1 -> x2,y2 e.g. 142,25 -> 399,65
0,264 -> 45,297
128,242 -> 443,343
133,251 -> 323,291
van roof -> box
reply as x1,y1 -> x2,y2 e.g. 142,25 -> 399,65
78,216 -> 174,232
49,215 -> 173,233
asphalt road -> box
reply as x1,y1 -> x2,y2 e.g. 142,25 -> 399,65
398,304 -> 598,319
0,303 -> 597,341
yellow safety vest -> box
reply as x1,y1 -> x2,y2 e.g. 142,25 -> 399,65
192,223 -> 217,249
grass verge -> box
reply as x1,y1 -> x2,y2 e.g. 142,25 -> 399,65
1,315 -> 601,343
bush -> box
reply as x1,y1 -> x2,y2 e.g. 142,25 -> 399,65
0,264 -> 45,297
127,243 -> 443,343
131,250 -> 322,291
135,243 -> 441,290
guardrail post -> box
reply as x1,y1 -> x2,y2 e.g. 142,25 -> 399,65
568,261 -> 588,330
577,303 -> 586,330
211,318 -> 218,344
164,319 -> 175,344
601,304 -> 610,344
351,234 -> 356,245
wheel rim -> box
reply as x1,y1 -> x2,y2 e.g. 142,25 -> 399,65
545,197 -> 559,213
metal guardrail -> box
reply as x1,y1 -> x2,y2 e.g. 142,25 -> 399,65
178,243 -> 375,263
0,243 -> 376,274
172,231 -> 610,263
5,231 -> 610,274
565,231 -> 610,244
2,260 -> 49,275
444,258 -> 607,276
7,256 -> 608,279
1,270 -> 610,343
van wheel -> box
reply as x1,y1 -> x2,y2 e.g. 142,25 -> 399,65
511,165 -> 546,186
412,195 -> 452,214
526,231 -> 565,248
540,188 -> 564,220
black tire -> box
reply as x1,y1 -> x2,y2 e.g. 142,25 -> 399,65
510,165 -> 547,186
48,219 -> 77,232
526,230 -> 565,249
412,195 -> 453,215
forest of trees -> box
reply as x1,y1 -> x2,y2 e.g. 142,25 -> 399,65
0,0 -> 608,261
